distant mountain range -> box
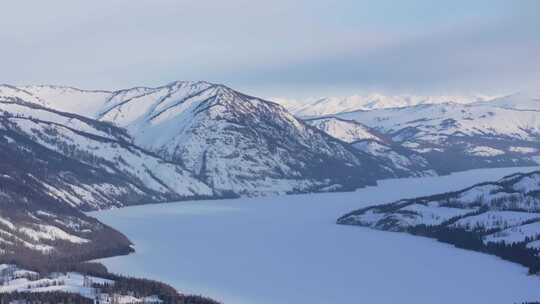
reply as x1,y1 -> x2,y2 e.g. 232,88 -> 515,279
272,93 -> 495,117
305,117 -> 434,177
333,91 -> 540,173
275,90 -> 540,174
0,81 -> 538,261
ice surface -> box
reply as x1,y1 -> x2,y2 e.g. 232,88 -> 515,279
93,167 -> 540,304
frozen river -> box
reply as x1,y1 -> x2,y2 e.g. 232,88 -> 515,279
93,167 -> 540,304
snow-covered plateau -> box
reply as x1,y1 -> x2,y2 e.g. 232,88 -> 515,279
94,167 -> 540,304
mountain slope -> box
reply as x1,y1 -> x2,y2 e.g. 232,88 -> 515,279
0,97 -> 213,210
0,96 -> 218,262
2,82 -> 398,195
305,117 -> 434,177
304,117 -> 384,143
0,158 -> 132,263
349,140 -> 434,177
98,82 -> 393,195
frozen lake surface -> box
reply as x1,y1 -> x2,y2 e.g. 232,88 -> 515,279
94,167 -> 540,304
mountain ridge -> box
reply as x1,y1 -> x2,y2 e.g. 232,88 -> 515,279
1,81 -> 401,196
272,93 -> 497,117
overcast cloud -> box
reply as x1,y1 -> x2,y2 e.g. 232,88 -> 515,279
1,0 -> 539,97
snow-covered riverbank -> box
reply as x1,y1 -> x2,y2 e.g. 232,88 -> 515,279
93,167 -> 540,304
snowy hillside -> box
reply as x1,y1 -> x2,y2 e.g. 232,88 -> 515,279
0,265 -> 112,296
97,81 -> 394,195
305,117 -> 434,177
0,164 -> 131,261
18,85 -> 112,116
304,117 -> 384,143
0,264 -> 217,304
350,140 -> 434,177
0,96 -> 219,268
272,93 -> 493,117
338,170 -> 540,274
478,90 -> 540,111
0,82 -> 396,196
0,98 -> 213,210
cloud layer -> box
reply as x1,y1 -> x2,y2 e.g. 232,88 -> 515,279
1,0 -> 538,97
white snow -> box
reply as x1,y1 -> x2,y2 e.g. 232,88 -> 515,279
451,211 -> 540,231
510,147 -> 538,154
0,266 -> 113,298
335,98 -> 540,147
305,117 -> 381,143
20,85 -> 111,117
456,184 -> 504,205
399,204 -> 472,226
94,167 -> 540,304
271,93 -> 494,117
345,203 -> 472,230
467,146 -> 505,157
0,100 -> 213,208
19,224 -> 89,244
511,174 -> 540,194
484,221 -> 540,245
0,217 -> 15,230
480,90 -> 540,112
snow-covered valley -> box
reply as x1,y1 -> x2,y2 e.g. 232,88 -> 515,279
93,167 -> 540,304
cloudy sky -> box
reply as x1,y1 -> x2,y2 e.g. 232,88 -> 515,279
1,0 -> 539,98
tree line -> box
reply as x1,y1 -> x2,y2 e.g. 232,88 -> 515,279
409,225 -> 540,274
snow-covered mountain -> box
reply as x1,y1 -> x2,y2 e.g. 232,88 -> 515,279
0,97 -> 218,259
305,117 -> 434,177
272,93 -> 494,117
332,92 -> 540,174
338,170 -> 540,274
0,161 -> 131,261
2,82 -> 538,191
0,98 -> 213,210
95,81 -> 389,195
0,82 -> 398,196
0,82 -> 418,263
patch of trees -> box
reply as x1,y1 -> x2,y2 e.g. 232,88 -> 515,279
0,291 -> 92,304
0,262 -> 221,304
0,242 -> 131,276
0,207 -> 133,275
94,276 -> 221,304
